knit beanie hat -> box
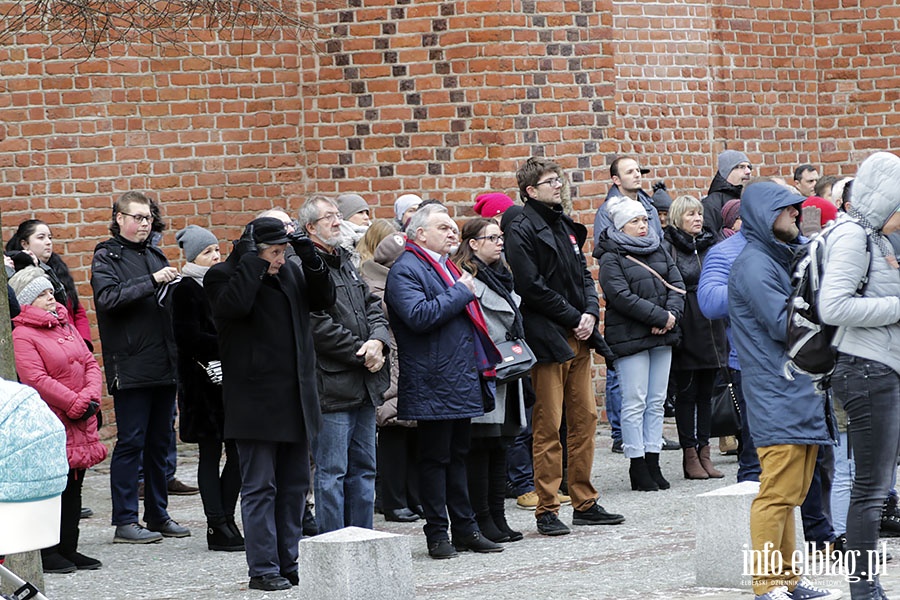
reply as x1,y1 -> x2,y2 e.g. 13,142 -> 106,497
721,199 -> 742,230
473,193 -> 514,219
175,225 -> 218,263
650,181 -> 673,213
717,150 -> 751,179
9,266 -> 53,307
606,196 -> 648,230
336,193 -> 370,221
394,194 -> 423,223
373,233 -> 406,268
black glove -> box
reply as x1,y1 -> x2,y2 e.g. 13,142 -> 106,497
287,231 -> 322,267
233,224 -> 257,258
79,401 -> 100,421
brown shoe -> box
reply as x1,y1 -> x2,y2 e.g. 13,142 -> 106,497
682,447 -> 709,480
698,445 -> 724,478
167,478 -> 199,496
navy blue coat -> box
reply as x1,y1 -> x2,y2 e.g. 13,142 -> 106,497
728,182 -> 834,448
384,249 -> 484,421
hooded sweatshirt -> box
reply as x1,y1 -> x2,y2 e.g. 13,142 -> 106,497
819,152 -> 900,375
728,181 -> 833,448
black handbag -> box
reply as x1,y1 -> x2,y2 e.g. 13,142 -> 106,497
709,368 -> 741,438
494,338 -> 537,384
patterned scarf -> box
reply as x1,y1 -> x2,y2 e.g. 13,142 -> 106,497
404,241 -> 501,377
847,207 -> 897,265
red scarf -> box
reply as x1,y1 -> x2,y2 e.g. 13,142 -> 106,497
404,241 -> 501,377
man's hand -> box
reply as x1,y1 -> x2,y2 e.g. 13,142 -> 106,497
573,313 -> 597,341
152,266 -> 179,284
457,271 -> 476,294
357,339 -> 385,372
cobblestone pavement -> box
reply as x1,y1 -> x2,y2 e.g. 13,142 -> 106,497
31,422 -> 897,599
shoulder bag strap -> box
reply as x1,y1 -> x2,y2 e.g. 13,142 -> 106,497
624,254 -> 687,295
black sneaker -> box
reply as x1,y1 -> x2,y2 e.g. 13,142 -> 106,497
882,496 -> 900,538
572,502 -> 625,526
536,512 -> 571,536
662,437 -> 681,451
249,574 -> 291,591
611,439 -> 624,454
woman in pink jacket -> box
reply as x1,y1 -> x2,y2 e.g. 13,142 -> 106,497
10,266 -> 108,574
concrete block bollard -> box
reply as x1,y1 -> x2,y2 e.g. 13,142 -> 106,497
695,481 -> 803,589
297,526 -> 414,600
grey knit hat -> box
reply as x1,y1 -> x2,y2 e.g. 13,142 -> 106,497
336,193 -> 370,221
606,196 -> 648,230
717,150 -> 751,179
175,225 -> 218,262
9,266 -> 53,307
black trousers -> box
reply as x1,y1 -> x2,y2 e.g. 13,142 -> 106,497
43,468 -> 85,558
673,368 -> 717,450
416,418 -> 477,544
377,426 -> 420,512
197,439 -> 241,522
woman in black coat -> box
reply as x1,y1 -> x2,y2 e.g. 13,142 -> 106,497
172,225 -> 243,552
597,197 -> 684,492
662,196 -> 728,481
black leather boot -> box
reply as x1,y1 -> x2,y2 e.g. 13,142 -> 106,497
629,457 -> 659,492
645,453 -> 670,490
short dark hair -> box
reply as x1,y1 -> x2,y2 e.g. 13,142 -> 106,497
793,164 -> 816,182
814,175 -> 837,198
610,155 -> 638,179
110,191 -> 152,236
516,157 -> 561,201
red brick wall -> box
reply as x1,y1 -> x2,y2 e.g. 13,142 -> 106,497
1,0 -> 899,412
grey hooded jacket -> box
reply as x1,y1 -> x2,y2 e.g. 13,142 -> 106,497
819,151 -> 900,375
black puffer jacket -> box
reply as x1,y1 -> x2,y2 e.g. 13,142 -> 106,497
662,226 -> 728,371
91,236 -> 177,393
701,172 -> 743,234
504,200 -> 600,364
298,247 -> 390,414
597,228 -> 685,358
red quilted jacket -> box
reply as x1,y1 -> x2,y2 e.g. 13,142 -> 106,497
12,304 -> 107,469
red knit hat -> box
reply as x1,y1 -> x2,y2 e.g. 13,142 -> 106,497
473,193 -> 514,218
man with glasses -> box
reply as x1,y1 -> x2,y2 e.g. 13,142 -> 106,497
505,157 -> 625,536
702,150 -> 753,233
91,191 -> 190,544
295,196 -> 389,535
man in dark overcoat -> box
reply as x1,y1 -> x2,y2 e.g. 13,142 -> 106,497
205,217 -> 334,591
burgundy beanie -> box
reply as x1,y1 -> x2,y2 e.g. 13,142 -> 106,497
721,199 -> 741,230
473,193 -> 514,219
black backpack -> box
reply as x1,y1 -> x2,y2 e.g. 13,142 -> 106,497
785,219 -> 870,377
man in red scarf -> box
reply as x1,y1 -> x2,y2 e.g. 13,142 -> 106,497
385,203 -> 503,560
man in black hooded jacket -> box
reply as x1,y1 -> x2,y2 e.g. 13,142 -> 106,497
702,149 -> 752,233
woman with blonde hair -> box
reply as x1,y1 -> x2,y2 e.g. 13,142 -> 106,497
357,219 -> 398,264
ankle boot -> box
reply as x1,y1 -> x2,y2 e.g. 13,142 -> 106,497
629,457 -> 659,491
207,519 -> 244,552
698,445 -> 724,478
226,516 -> 244,544
492,513 -> 523,542
849,577 -> 883,600
644,453 -> 670,490
477,516 -> 510,543
683,447 -> 709,479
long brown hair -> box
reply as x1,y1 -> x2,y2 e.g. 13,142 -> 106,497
452,217 -> 503,276
357,219 -> 398,263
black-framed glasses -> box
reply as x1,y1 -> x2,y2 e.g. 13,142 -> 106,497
474,234 -> 504,243
535,177 -> 563,188
119,211 -> 152,224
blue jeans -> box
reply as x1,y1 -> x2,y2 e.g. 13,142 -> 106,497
732,370 -> 762,483
616,347 -> 671,459
606,367 -> 622,442
313,405 -> 377,534
833,354 -> 900,578
109,386 -> 176,526
505,405 -> 534,496
830,431 -> 855,535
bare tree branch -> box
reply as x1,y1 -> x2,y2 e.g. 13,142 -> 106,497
0,0 -> 318,55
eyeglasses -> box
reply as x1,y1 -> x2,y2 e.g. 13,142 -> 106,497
119,211 -> 152,224
314,212 -> 342,224
535,177 -> 563,188
474,234 -> 504,243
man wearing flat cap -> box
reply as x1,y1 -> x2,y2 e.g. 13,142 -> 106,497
205,217 -> 335,592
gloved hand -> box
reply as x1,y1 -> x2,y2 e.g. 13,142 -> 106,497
79,401 -> 100,421
287,231 -> 321,266
233,224 -> 257,258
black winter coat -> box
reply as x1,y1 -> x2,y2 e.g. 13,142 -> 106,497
597,229 -> 685,358
701,173 -> 743,234
504,200 -> 600,364
205,252 -> 334,445
91,236 -> 177,393
299,248 -> 390,414
172,276 -> 223,442
662,227 -> 728,371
